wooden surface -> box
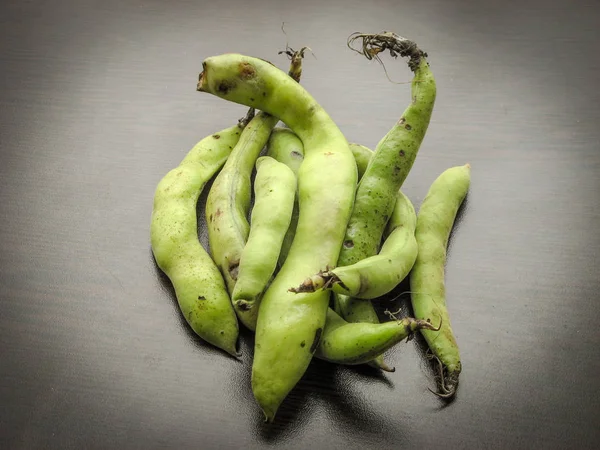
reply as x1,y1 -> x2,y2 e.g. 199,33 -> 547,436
1,0 -> 599,448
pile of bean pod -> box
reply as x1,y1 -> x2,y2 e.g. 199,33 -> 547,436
150,31 -> 471,423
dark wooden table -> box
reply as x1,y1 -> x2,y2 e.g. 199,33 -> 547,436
2,0 -> 599,448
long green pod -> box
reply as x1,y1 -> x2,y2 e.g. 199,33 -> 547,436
151,122 -> 249,356
206,111 -> 278,326
291,191 -> 417,299
197,54 -> 357,422
410,164 -> 471,398
205,52 -> 305,330
265,127 -> 304,267
231,156 -> 296,315
316,308 -> 438,365
332,33 -> 436,365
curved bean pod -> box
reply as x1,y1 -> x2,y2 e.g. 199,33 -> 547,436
231,156 -> 296,315
206,111 -> 278,329
197,53 -> 357,422
151,121 -> 250,356
410,164 -> 471,398
291,191 -> 417,299
332,33 -> 436,369
317,308 -> 438,365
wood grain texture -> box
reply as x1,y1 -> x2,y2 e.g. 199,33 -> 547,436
1,0 -> 599,448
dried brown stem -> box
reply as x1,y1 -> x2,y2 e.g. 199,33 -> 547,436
347,31 -> 427,72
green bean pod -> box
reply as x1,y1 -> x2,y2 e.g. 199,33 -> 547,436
197,54 -> 357,422
231,156 -> 296,316
265,127 -> 304,267
151,123 -> 248,357
340,34 -> 435,267
332,34 -> 436,369
316,308 -> 438,365
291,191 -> 417,299
206,111 -> 278,329
410,164 -> 471,398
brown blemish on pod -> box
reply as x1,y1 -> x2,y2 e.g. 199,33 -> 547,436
217,79 -> 236,95
239,62 -> 256,79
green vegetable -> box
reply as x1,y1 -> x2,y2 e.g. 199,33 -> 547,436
410,164 -> 471,398
268,131 -> 392,370
331,191 -> 418,373
332,33 -> 437,368
151,119 -> 252,356
197,53 -> 357,422
206,111 -> 278,329
231,156 -> 296,315
316,308 -> 438,365
291,191 -> 418,299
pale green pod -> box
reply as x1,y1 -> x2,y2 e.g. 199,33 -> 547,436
151,124 -> 245,356
334,34 -> 435,370
205,53 -> 306,331
316,308 -> 438,365
206,111 -> 278,330
231,156 -> 296,326
410,163 -> 471,398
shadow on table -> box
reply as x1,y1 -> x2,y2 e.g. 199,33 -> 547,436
151,249 -> 243,361
251,347 -> 402,444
